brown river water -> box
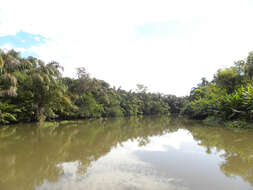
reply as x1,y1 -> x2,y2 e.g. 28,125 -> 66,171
0,116 -> 253,190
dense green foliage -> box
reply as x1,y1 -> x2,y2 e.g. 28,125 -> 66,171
0,49 -> 186,125
181,52 -> 253,127
1,49 -> 252,127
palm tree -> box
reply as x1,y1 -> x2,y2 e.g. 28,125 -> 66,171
0,50 -> 32,97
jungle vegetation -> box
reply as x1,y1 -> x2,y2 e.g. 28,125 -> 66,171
180,52 -> 253,128
0,49 -> 185,125
0,49 -> 252,127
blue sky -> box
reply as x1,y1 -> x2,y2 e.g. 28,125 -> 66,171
0,0 -> 253,96
0,31 -> 46,48
0,31 -> 47,57
136,20 -> 204,39
137,21 -> 182,38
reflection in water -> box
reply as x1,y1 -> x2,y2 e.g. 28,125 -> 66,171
0,116 -> 253,190
190,127 -> 253,186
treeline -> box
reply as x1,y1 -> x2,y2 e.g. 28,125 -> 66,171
181,52 -> 253,128
0,49 -> 185,124
1,49 -> 253,127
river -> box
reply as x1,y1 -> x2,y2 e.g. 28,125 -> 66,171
0,116 -> 252,190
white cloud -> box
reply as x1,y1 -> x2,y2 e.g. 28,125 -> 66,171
121,129 -> 195,151
0,43 -> 26,53
0,0 -> 253,96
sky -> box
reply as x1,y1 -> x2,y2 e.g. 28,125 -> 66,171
0,0 -> 253,96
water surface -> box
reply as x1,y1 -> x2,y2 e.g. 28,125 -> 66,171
0,116 -> 253,190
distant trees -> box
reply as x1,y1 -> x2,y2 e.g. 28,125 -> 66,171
1,49 -> 184,125
1,48 -> 252,128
